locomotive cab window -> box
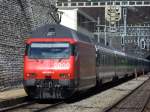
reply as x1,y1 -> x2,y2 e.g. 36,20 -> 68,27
25,44 -> 29,56
27,42 -> 71,59
71,44 -> 78,56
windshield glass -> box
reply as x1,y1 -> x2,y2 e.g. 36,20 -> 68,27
28,42 -> 71,59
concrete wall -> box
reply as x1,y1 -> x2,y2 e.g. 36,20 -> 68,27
0,0 -> 57,91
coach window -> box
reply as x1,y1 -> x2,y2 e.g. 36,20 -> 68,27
96,51 -> 100,66
110,54 -> 113,65
100,53 -> 103,66
102,54 -> 105,65
120,57 -> 122,66
105,54 -> 108,65
108,54 -> 111,65
118,56 -> 120,65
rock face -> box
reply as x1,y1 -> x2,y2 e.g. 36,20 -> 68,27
0,0 -> 57,91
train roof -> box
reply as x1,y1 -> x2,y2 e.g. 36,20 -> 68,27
29,24 -> 93,44
30,24 -> 74,38
97,45 -> 126,56
97,45 -> 150,62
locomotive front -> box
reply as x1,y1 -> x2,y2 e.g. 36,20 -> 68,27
23,38 -> 78,99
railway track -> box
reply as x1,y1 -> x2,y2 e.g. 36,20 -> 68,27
0,100 -> 36,112
143,95 -> 150,112
106,77 -> 150,112
1,75 -> 149,112
1,99 -> 64,112
0,77 -> 130,112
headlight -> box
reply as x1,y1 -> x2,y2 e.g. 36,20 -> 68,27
26,73 -> 36,79
59,73 -> 70,79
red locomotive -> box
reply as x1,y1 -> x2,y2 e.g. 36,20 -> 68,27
23,24 -> 96,99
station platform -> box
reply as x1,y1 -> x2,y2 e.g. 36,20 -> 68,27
0,88 -> 27,109
0,88 -> 26,101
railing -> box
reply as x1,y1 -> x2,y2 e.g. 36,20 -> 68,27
56,1 -> 150,8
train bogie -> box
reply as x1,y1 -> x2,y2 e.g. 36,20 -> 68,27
24,79 -> 76,99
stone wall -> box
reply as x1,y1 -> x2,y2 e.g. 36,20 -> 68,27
0,0 -> 57,91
